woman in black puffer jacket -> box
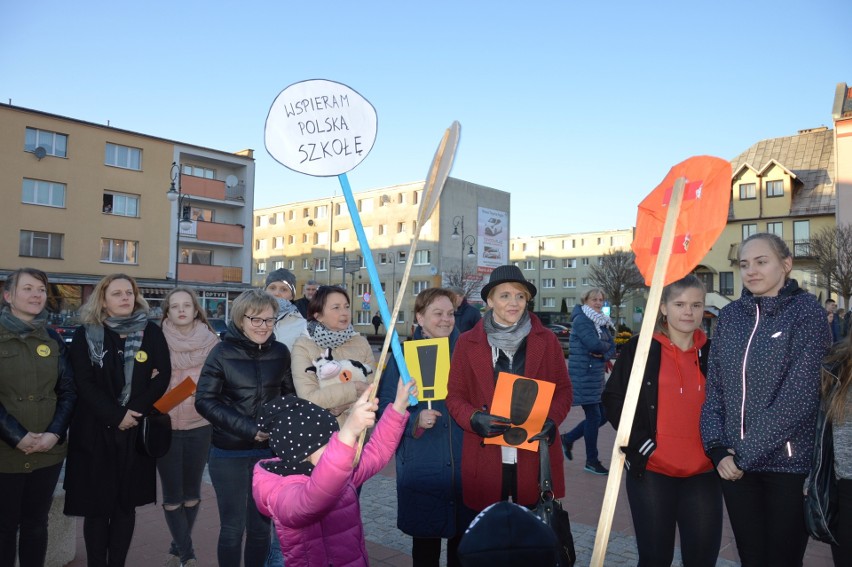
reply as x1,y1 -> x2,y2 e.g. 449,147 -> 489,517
700,233 -> 831,567
195,289 -> 294,567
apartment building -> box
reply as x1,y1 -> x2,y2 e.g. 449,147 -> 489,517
253,177 -> 510,335
0,103 -> 256,322
698,126 -> 836,300
509,229 -> 644,327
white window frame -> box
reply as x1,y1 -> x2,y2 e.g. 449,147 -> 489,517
563,258 -> 576,269
563,278 -> 576,288
22,178 -> 65,208
413,280 -> 429,295
100,238 -> 138,264
414,250 -> 431,265
25,127 -> 67,158
257,262 -> 267,274
103,191 -> 139,217
542,278 -> 556,289
542,297 -> 556,308
522,260 -> 534,270
105,143 -> 142,170
542,259 -> 556,269
19,230 -> 63,259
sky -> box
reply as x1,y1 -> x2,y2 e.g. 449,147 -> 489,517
2,1 -> 850,237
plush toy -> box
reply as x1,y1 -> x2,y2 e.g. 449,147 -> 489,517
306,348 -> 373,388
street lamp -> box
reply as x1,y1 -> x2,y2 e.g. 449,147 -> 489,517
166,162 -> 193,286
451,216 -> 477,280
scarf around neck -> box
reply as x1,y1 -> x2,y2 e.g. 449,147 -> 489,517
85,310 -> 148,406
275,298 -> 300,320
582,304 -> 614,337
162,318 -> 220,371
0,306 -> 49,336
306,320 -> 358,349
483,309 -> 531,353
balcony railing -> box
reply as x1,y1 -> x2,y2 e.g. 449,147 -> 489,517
180,221 -> 244,245
177,263 -> 243,284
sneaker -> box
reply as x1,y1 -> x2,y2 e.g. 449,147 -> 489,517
561,435 -> 574,461
584,461 -> 609,475
164,555 -> 180,567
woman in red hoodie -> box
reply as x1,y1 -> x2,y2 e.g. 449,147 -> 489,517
603,275 -> 721,567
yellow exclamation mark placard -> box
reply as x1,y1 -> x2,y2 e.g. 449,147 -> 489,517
403,337 -> 451,402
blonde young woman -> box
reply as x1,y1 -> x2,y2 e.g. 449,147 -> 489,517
64,274 -> 171,567
0,268 -> 75,567
158,288 -> 220,567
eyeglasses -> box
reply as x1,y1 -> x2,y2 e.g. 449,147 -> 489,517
244,315 -> 277,328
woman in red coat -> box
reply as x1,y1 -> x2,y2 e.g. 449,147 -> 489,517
446,265 -> 572,511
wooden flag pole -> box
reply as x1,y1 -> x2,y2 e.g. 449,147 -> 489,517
590,178 -> 686,566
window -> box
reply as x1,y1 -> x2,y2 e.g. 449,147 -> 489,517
356,311 -> 371,325
274,260 -> 284,270
363,226 -> 373,239
303,208 -> 309,218
581,278 -> 590,286
542,279 -> 556,288
581,258 -> 590,266
563,258 -> 576,269
357,283 -> 372,296
597,257 -> 604,266
25,127 -> 68,158
358,199 -> 373,213
766,180 -> 784,197
739,183 -> 756,200
742,223 -> 757,241
181,164 -> 215,179
563,239 -> 575,249
522,261 -> 534,270
378,224 -> 386,235
302,234 -> 308,243
542,259 -> 556,269
359,255 -> 366,268
378,253 -> 389,264
288,260 -> 295,270
317,232 -> 329,245
105,143 -> 141,170
720,272 -> 734,295
273,236 -> 284,249
398,252 -> 407,263
542,298 -> 556,308
397,311 -> 405,324
189,206 -> 213,222
414,250 -> 431,265
696,272 -> 714,292
597,237 -> 603,245
180,249 -> 211,265
275,212 -> 284,225
335,228 -> 350,243
522,243 -> 528,252
22,179 -> 65,208
767,222 -> 783,237
563,278 -> 576,288
397,222 -> 406,234
288,235 -> 295,245
302,259 -> 310,269
413,190 -> 421,204
413,280 -> 429,295
257,262 -> 267,274
102,192 -> 138,217
315,205 -> 328,219
100,238 -> 137,264
397,193 -> 406,204
288,210 -> 294,220
613,235 -> 626,246
793,220 -> 811,257
19,230 -> 63,259
334,203 -> 343,216
256,216 -> 262,227
255,239 -> 267,251
315,258 -> 328,272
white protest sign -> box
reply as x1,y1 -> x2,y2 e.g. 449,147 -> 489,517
265,79 -> 378,177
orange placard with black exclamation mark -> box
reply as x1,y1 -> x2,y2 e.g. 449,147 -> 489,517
484,372 -> 555,452
403,338 -> 451,402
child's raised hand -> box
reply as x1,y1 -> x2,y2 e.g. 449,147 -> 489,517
338,386 -> 378,446
393,379 -> 418,414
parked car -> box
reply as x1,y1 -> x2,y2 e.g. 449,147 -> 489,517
545,324 -> 571,357
208,318 -> 228,339
50,324 -> 79,344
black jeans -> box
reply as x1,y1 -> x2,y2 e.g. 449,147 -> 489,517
625,469 -> 722,567
720,471 -> 809,567
0,462 -> 62,567
832,478 -> 852,567
208,450 -> 271,567
83,507 -> 136,567
412,534 -> 464,567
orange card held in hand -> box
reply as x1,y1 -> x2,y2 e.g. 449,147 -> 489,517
484,372 -> 555,452
153,377 -> 196,414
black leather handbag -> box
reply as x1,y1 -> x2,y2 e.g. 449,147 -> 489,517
137,410 -> 172,458
804,387 -> 838,545
532,441 -> 576,567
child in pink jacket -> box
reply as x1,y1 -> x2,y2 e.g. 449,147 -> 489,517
253,380 -> 415,567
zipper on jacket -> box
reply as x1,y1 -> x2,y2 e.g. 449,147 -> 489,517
740,303 -> 761,440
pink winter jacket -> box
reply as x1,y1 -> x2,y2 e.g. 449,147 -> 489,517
253,406 -> 407,567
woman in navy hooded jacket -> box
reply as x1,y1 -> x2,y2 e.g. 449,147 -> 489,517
378,288 -> 476,567
700,233 -> 831,567
561,288 -> 616,475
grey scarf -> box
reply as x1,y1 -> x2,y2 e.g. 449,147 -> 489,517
85,310 -> 148,406
306,320 -> 357,349
0,306 -> 49,336
276,298 -> 300,320
483,309 -> 532,353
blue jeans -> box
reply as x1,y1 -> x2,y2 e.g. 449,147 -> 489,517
157,426 -> 211,562
626,469 -> 722,567
265,525 -> 284,567
562,402 -> 607,462
208,449 -> 271,567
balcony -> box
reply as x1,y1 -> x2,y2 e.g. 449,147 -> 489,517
180,220 -> 244,246
181,174 -> 245,203
177,263 -> 243,284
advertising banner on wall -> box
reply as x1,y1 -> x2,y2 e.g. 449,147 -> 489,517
478,207 -> 509,271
